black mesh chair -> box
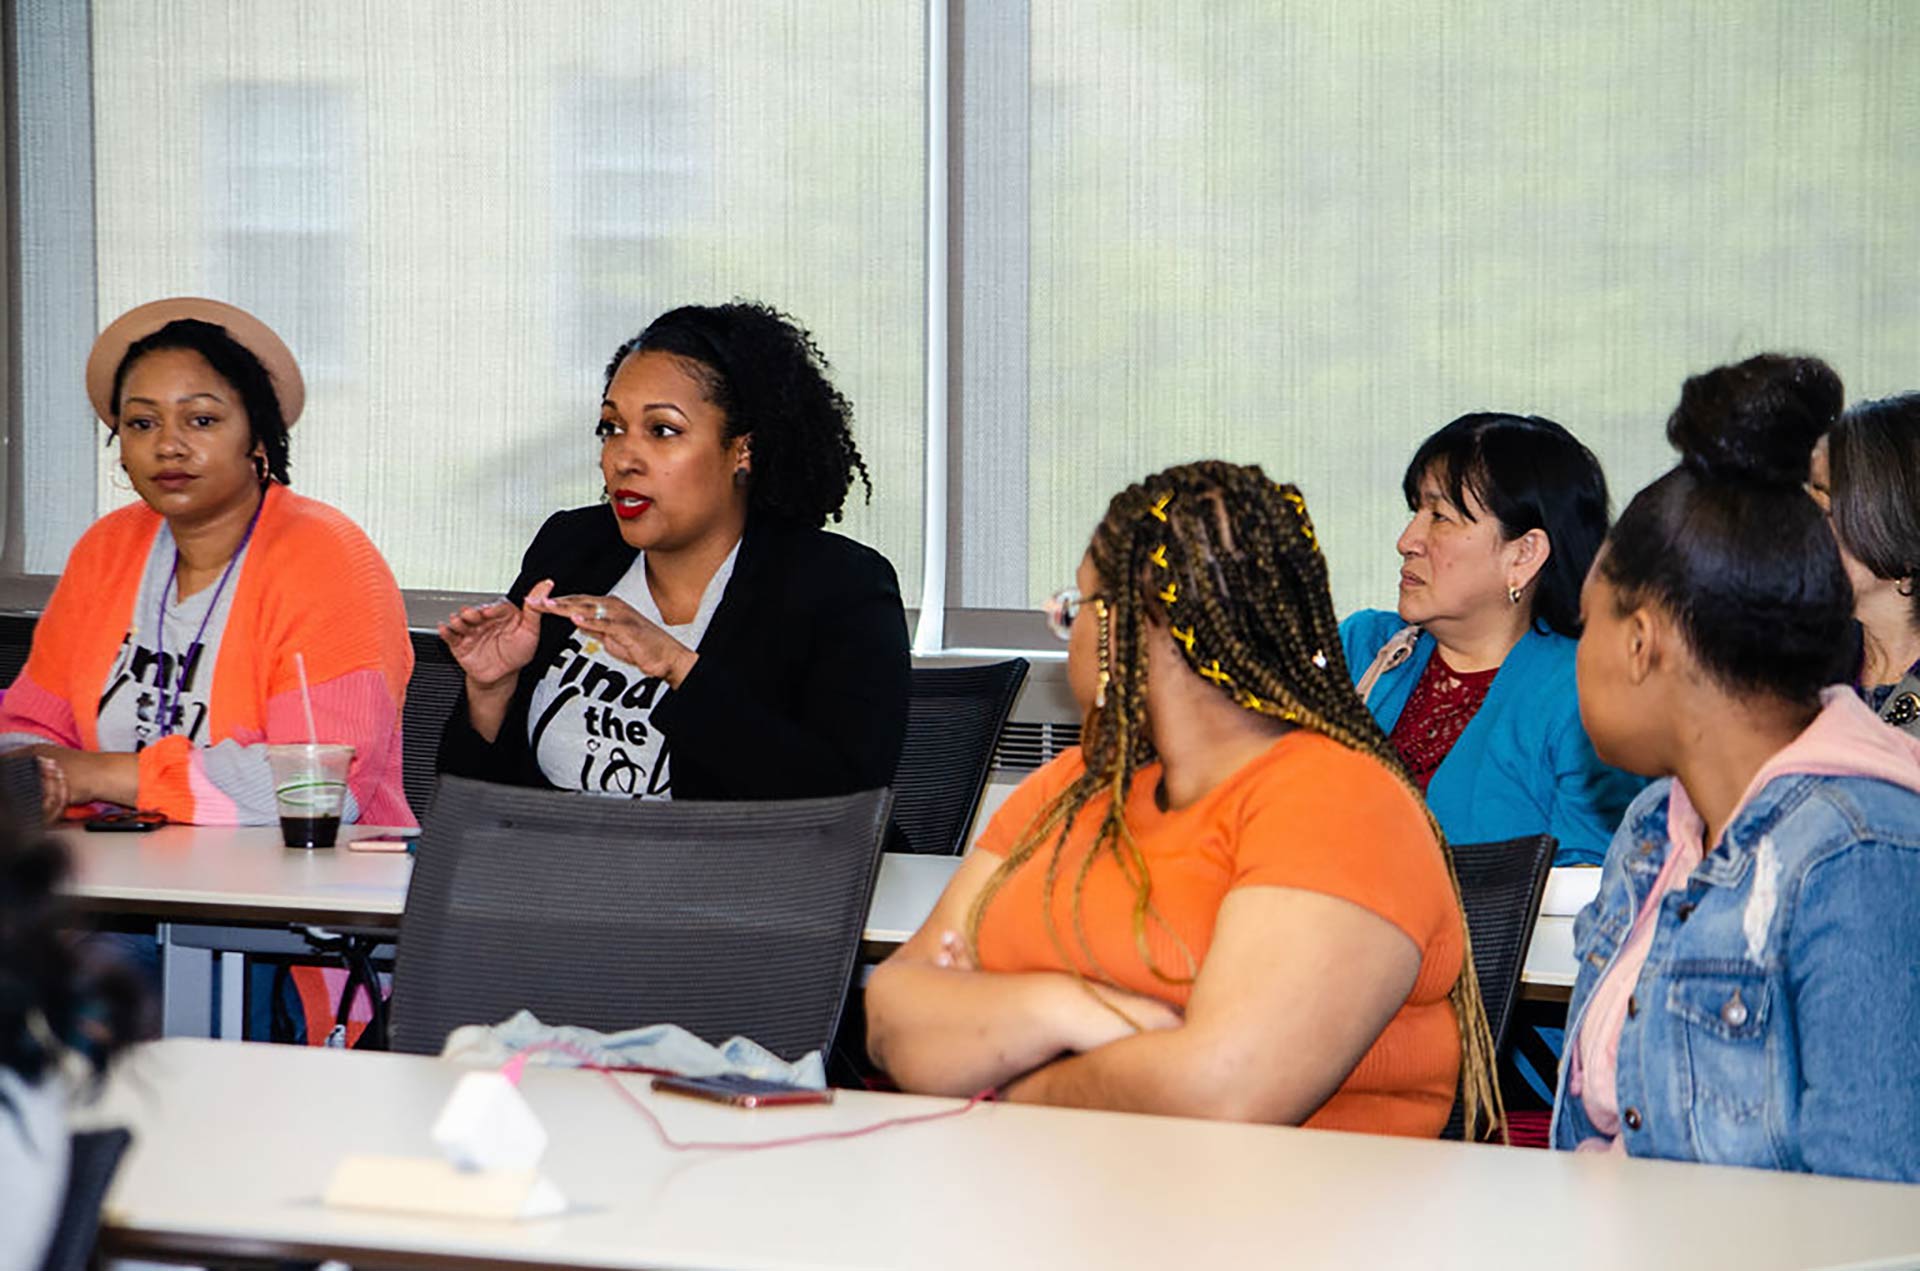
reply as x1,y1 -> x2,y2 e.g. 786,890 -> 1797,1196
890,659 -> 1028,855
389,777 -> 893,1060
38,1127 -> 133,1271
0,751 -> 45,824
401,630 -> 467,822
0,612 -> 39,688
1440,832 -> 1557,1141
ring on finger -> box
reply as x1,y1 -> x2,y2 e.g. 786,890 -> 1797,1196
593,602 -> 608,621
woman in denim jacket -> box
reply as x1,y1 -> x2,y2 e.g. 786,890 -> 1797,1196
1552,354 -> 1920,1183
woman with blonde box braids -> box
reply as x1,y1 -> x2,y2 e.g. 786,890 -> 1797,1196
867,461 -> 1501,1139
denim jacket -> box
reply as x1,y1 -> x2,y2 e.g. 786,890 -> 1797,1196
1550,773 -> 1920,1182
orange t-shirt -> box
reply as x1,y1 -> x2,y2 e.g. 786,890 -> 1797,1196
972,730 -> 1463,1137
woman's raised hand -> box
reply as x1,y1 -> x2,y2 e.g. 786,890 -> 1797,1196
531,591 -> 699,687
439,579 -> 552,689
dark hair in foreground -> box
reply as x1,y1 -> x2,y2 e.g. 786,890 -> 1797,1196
964,460 -> 1504,1140
1829,392 -> 1920,628
1599,354 -> 1853,705
0,813 -> 144,1090
1403,412 -> 1609,639
603,302 -> 872,529
111,318 -> 292,485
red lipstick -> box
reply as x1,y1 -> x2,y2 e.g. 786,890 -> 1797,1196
611,489 -> 652,521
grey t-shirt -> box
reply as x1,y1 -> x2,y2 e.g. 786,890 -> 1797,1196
527,545 -> 737,799
95,524 -> 247,753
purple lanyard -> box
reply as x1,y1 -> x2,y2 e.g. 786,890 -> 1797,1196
153,497 -> 265,739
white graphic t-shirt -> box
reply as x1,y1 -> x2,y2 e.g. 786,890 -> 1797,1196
95,525 -> 248,752
527,544 -> 738,799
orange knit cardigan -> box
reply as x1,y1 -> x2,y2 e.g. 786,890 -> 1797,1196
0,484 -> 415,826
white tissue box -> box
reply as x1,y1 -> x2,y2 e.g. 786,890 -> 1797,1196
430,1070 -> 549,1173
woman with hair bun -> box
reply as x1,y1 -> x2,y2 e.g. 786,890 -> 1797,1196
437,302 -> 909,805
1808,392 -> 1920,736
1342,413 -> 1643,867
1554,355 -> 1920,1182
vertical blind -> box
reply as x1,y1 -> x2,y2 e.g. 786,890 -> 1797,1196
9,2 -> 1919,640
25,0 -> 926,595
956,1 -> 1920,620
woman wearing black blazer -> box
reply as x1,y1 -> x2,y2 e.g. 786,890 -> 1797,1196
437,303 -> 909,802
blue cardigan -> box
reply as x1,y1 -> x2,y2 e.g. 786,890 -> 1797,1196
1339,609 -> 1644,866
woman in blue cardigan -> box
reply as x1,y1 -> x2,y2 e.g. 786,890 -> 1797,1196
1341,413 -> 1643,866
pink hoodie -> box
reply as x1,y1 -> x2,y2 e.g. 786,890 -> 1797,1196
1570,689 -> 1920,1151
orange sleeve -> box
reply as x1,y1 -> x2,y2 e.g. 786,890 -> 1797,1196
134,735 -> 197,818
1228,737 -> 1455,953
972,748 -> 1088,860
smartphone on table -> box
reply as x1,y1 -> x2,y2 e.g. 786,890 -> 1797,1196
650,1073 -> 835,1108
83,809 -> 167,832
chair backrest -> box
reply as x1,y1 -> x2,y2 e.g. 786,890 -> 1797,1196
401,630 -> 467,822
0,612 -> 39,689
389,776 -> 893,1060
0,751 -> 44,824
1440,832 -> 1557,1141
890,658 -> 1029,855
38,1127 -> 133,1271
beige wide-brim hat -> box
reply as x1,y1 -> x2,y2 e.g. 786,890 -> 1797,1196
85,297 -> 305,427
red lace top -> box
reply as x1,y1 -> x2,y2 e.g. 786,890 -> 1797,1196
1388,652 -> 1499,792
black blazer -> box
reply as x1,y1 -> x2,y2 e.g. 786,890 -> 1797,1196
438,505 -> 910,803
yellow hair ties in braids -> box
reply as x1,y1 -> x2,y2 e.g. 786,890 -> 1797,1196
1281,488 -> 1319,550
1142,485 -> 1271,716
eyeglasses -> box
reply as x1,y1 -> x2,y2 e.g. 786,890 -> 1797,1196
1043,586 -> 1104,641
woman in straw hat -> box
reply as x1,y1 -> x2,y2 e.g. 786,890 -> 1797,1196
0,298 -> 413,828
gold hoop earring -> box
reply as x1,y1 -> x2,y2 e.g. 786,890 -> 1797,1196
1507,583 -> 1522,605
110,462 -> 133,493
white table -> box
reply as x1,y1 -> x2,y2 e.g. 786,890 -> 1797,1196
60,822 -> 415,1037
57,825 -> 964,1038
1523,865 -> 1599,999
82,1038 -> 1920,1270
59,827 -> 1595,1033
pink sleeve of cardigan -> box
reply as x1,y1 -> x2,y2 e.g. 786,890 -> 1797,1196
0,674 -> 83,751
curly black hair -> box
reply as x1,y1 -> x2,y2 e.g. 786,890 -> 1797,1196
602,302 -> 872,529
